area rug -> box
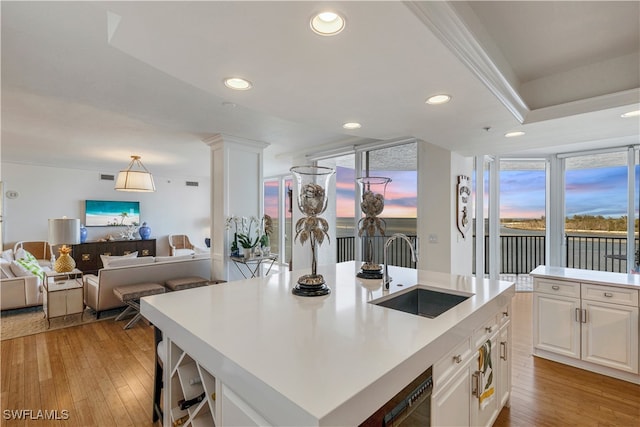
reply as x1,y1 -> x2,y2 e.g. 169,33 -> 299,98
1,306 -> 122,340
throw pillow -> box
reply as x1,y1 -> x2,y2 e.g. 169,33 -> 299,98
100,251 -> 138,268
1,248 -> 14,262
15,248 -> 37,262
13,258 -> 45,281
173,248 -> 195,256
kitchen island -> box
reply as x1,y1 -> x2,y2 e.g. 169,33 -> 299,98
141,261 -> 515,426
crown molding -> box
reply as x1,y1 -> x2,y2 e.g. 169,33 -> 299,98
404,1 -> 529,124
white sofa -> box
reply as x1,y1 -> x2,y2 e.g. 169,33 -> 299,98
0,275 -> 43,310
83,254 -> 212,317
1,248 -> 49,310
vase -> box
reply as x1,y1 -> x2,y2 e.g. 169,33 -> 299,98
356,176 -> 391,279
242,248 -> 252,259
139,222 -> 151,240
80,224 -> 88,244
290,165 -> 335,297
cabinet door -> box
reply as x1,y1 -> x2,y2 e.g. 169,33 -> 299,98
66,288 -> 84,314
47,291 -> 67,317
431,357 -> 472,427
533,292 -> 581,359
221,384 -> 272,427
497,321 -> 511,408
582,300 -> 639,373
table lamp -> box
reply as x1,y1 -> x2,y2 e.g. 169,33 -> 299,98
48,217 -> 81,273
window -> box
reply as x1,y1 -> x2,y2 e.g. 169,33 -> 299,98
565,151 -> 630,272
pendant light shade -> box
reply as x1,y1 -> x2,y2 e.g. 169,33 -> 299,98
115,155 -> 156,192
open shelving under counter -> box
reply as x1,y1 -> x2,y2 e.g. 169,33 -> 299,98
167,340 -> 219,426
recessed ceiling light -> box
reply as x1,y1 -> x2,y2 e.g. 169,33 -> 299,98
223,77 -> 252,91
504,131 -> 525,138
621,110 -> 640,118
425,94 -> 451,105
310,11 -> 345,36
343,122 -> 361,130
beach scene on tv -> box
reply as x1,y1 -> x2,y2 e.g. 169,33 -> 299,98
85,200 -> 140,226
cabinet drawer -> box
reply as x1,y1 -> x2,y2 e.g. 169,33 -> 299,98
499,303 -> 511,326
534,278 -> 580,298
473,313 -> 499,349
433,337 -> 471,388
581,284 -> 639,307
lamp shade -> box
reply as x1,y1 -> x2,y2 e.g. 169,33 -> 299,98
114,155 -> 156,192
48,218 -> 81,245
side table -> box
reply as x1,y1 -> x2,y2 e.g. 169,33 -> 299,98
230,254 -> 278,278
43,269 -> 84,328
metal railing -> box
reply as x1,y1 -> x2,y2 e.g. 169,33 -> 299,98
336,235 -> 418,269
337,234 -> 638,274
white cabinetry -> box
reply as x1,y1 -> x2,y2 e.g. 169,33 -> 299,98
432,303 -> 511,427
581,284 -> 638,373
533,278 -> 581,359
533,274 -> 639,384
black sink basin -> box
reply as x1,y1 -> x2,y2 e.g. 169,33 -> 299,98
374,288 -> 470,318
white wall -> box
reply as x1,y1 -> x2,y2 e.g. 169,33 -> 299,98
1,162 -> 210,256
417,142 -> 473,275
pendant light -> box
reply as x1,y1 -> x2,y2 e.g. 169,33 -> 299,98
114,155 -> 156,192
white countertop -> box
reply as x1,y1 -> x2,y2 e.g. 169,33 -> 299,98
530,265 -> 640,289
142,261 -> 515,426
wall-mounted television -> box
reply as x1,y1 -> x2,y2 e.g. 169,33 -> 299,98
85,200 -> 140,226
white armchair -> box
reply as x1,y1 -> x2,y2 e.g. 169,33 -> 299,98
168,234 -> 207,256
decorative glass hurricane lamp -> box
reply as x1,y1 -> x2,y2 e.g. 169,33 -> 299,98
356,176 -> 391,279
290,165 -> 335,297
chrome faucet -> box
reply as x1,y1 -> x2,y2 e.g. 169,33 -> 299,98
383,233 -> 418,290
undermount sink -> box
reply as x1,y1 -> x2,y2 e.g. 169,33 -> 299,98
373,287 -> 471,318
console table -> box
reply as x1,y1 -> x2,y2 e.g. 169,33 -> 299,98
71,239 -> 156,274
230,254 -> 277,278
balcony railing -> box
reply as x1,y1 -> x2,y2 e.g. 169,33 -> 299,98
336,235 -> 417,269
336,234 -> 638,274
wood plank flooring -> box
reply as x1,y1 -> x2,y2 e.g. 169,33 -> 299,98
1,318 -> 156,427
1,293 -> 639,426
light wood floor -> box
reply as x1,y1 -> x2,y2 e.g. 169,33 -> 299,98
1,293 -> 639,426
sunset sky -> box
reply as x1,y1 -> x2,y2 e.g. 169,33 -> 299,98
265,164 -> 638,220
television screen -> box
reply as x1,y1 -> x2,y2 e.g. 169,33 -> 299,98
85,200 -> 140,226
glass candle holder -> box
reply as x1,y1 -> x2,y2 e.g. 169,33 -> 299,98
356,176 -> 391,279
290,165 -> 335,296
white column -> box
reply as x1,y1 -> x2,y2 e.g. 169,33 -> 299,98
204,134 -> 269,281
546,155 -> 565,267
417,141 -> 473,275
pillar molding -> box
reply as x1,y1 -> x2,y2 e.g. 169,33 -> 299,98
204,134 -> 269,281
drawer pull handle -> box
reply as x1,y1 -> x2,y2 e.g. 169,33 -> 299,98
453,354 -> 462,364
472,372 -> 480,398
500,341 -> 507,361
604,292 -> 613,298
485,326 -> 493,334
502,310 -> 509,318
552,285 -> 560,291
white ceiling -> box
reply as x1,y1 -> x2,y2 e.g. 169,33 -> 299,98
2,1 -> 638,179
